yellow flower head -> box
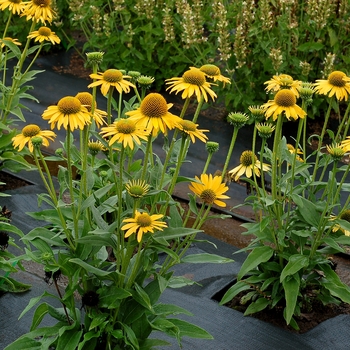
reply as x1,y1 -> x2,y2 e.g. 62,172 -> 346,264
264,74 -> 301,97
21,0 -> 55,24
176,119 -> 208,143
287,143 -> 303,162
75,92 -> 107,128
121,210 -> 167,242
166,68 -> 217,103
12,124 -> 56,152
331,210 -> 350,236
0,0 -> 25,15
42,96 -> 91,131
126,93 -> 182,136
189,173 -> 230,208
340,136 -> 350,153
199,64 -> 231,87
88,69 -> 135,96
125,179 -> 150,198
100,118 -> 149,150
228,150 -> 270,181
88,139 -> 105,155
27,26 -> 60,45
314,71 -> 350,101
326,143 -> 346,161
0,37 -> 21,49
262,89 -> 307,121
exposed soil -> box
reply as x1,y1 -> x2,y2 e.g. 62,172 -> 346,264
225,288 -> 350,334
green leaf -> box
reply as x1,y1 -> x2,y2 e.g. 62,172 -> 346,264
133,282 -> 152,310
98,286 -> 132,308
69,258 -> 111,276
291,194 -> 320,227
220,280 -> 251,305
153,303 -> 193,316
321,264 -> 350,303
4,337 -> 41,350
280,254 -> 308,282
19,291 -> 57,319
30,303 -> 49,331
167,318 -> 213,339
181,253 -> 234,264
154,227 -> 202,240
56,328 -> 83,350
168,275 -> 198,288
297,41 -> 324,52
244,297 -> 270,315
238,246 -> 274,280
282,276 -> 300,325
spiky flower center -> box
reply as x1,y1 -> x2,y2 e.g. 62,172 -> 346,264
140,93 -> 168,118
274,89 -> 296,107
340,210 -> 350,222
38,27 -> 52,36
240,150 -> 257,166
200,64 -> 220,77
200,189 -> 216,204
57,97 -> 82,114
102,69 -> 123,83
206,141 -> 219,154
10,0 -> 21,4
22,124 -> 41,137
88,140 -> 104,153
33,0 -> 51,7
136,213 -> 152,227
76,92 -> 93,111
183,69 -> 206,86
256,122 -> 275,137
125,180 -> 150,198
179,120 -> 196,132
279,75 -> 294,88
328,71 -> 347,87
116,119 -> 136,134
327,143 -> 345,159
227,112 -> 248,127
137,75 -> 155,86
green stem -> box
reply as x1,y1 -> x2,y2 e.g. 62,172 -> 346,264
312,99 -> 333,182
221,127 -> 239,182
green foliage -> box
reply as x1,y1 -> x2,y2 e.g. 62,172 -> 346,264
221,91 -> 350,329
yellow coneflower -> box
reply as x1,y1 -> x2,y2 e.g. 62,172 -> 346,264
12,124 -> 56,152
88,69 -> 135,96
75,92 -> 107,128
21,0 -> 55,24
228,150 -> 270,181
166,68 -> 217,103
100,118 -> 149,150
176,119 -> 208,143
0,0 -> 25,15
314,71 -> 350,101
42,96 -> 91,131
189,173 -> 229,207
264,74 -> 301,97
262,89 -> 307,121
121,210 -> 167,242
27,26 -> 60,45
125,179 -> 150,198
126,93 -> 182,136
198,64 -> 231,87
